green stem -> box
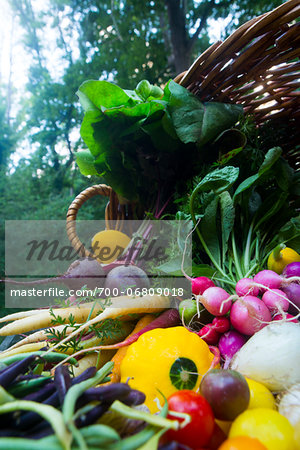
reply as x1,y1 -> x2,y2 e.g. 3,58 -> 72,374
189,193 -> 231,281
212,277 -> 236,287
244,263 -> 258,278
231,233 -> 243,280
272,243 -> 286,261
243,222 -> 254,273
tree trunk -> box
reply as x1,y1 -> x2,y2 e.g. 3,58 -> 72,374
165,0 -> 191,75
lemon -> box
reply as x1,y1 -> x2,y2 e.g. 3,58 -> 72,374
246,377 -> 276,410
229,408 -> 295,450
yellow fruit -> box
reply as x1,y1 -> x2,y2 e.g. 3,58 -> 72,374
246,377 -> 276,410
267,245 -> 300,274
120,326 -> 214,413
91,230 -> 131,264
229,408 -> 296,450
294,420 -> 300,450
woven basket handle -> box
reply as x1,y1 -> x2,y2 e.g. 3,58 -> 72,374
66,184 -> 124,258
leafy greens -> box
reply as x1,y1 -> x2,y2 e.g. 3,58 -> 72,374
76,79 -> 242,215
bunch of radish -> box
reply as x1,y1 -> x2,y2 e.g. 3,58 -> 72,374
181,263 -> 299,367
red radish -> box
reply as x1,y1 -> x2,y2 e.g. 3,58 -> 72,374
273,313 -> 298,323
212,316 -> 230,333
200,287 -> 232,316
192,276 -> 215,295
230,295 -> 272,336
262,289 -> 289,314
235,278 -> 259,297
218,330 -> 247,369
198,324 -> 220,345
253,270 -> 282,291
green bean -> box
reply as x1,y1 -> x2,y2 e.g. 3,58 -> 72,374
8,376 -> 51,397
109,425 -> 158,450
0,438 -> 62,450
62,361 -> 114,423
138,428 -> 166,450
62,361 -> 114,450
1,351 -> 77,366
0,385 -> 14,405
109,400 -> 179,430
0,400 -> 71,450
107,392 -> 171,450
80,424 -> 120,444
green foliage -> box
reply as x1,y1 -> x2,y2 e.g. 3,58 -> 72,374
77,78 -> 242,211
1,0 -> 287,316
187,149 -> 300,289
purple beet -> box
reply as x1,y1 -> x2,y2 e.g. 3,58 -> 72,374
1,258 -> 105,291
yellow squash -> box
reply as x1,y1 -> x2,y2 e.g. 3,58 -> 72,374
267,244 -> 300,274
120,326 -> 214,413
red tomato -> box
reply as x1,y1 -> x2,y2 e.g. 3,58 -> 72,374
165,390 -> 215,449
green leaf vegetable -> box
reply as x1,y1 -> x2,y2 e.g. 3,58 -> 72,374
76,79 -> 243,216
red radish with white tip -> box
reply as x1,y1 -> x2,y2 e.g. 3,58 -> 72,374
235,278 -> 259,297
253,270 -> 282,291
192,276 -> 215,295
230,295 -> 272,336
200,286 -> 232,316
198,324 -> 220,345
212,316 -> 231,333
262,289 -> 289,315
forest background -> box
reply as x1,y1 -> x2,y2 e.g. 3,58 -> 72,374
0,0 -> 284,314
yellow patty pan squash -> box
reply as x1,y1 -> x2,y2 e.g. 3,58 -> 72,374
120,326 -> 215,413
267,244 -> 300,274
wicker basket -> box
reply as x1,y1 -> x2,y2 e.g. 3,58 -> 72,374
67,0 -> 300,257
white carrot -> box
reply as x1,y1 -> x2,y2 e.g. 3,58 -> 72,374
0,303 -> 103,336
0,309 -> 46,324
0,324 -> 79,352
45,294 -> 169,360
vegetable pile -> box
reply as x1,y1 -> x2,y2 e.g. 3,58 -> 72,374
0,76 -> 299,449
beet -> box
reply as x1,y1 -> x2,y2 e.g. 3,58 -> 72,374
104,265 -> 150,296
1,258 -> 105,291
